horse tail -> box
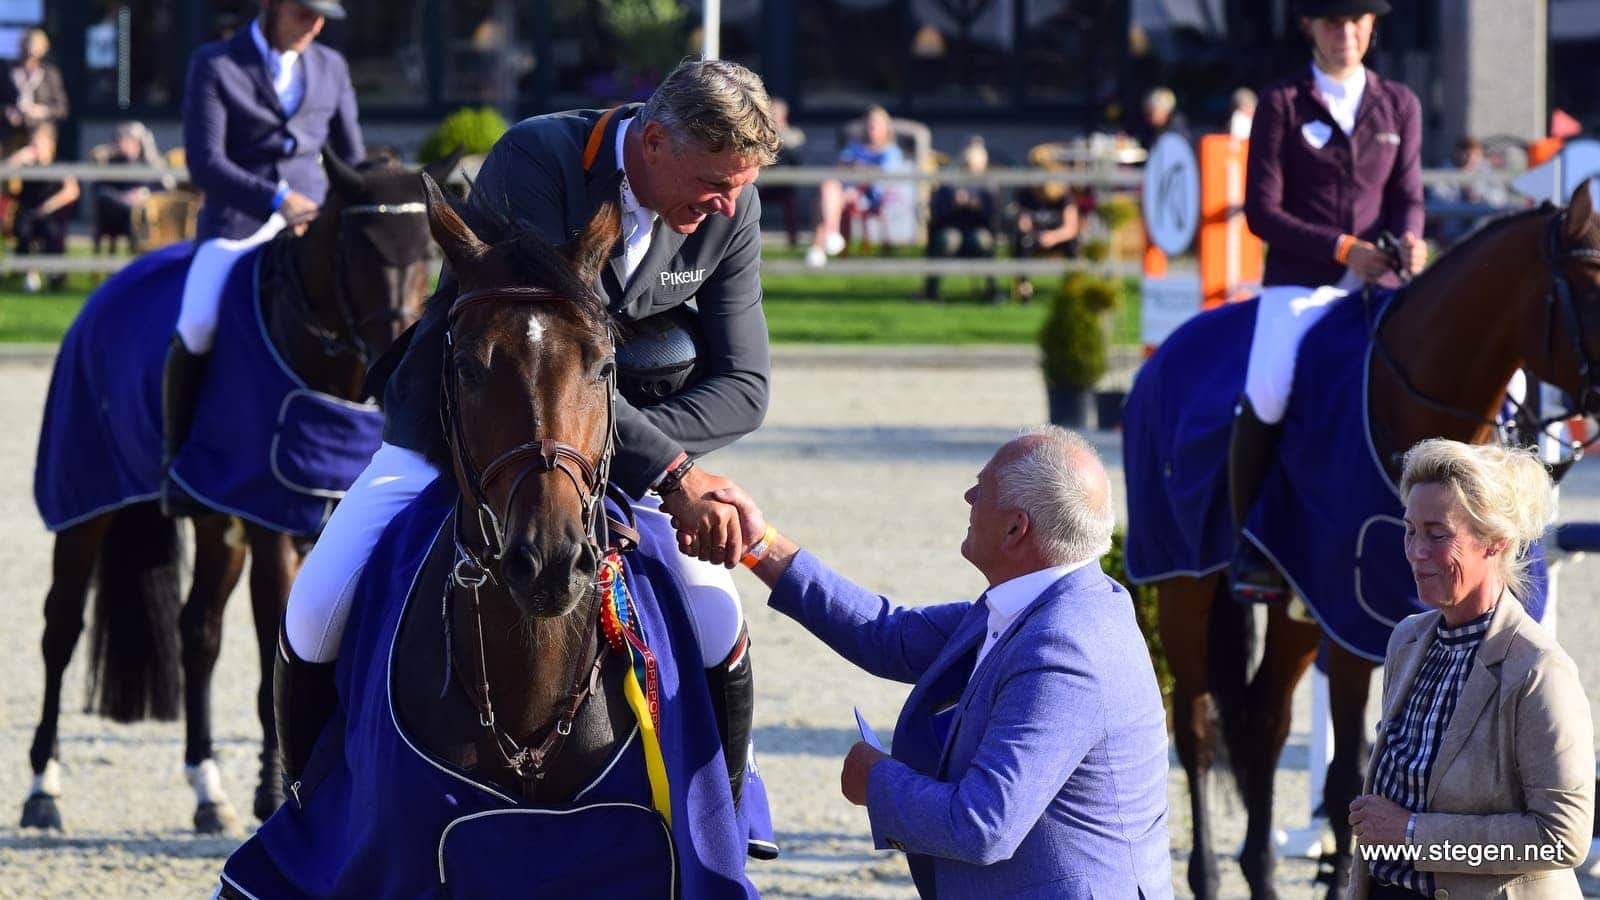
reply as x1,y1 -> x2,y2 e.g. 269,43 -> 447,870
86,501 -> 184,723
1206,578 -> 1256,801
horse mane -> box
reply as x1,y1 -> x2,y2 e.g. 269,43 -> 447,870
428,203 -> 619,343
1381,204 -> 1553,315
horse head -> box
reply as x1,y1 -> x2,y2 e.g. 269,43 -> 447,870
422,172 -> 622,618
1540,177 -> 1600,416
299,149 -> 463,367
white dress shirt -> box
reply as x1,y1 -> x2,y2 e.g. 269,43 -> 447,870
250,19 -> 306,118
1312,62 -> 1366,136
974,558 -> 1096,668
615,117 -> 658,284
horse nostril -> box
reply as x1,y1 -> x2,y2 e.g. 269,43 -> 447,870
575,543 -> 599,577
502,544 -> 540,586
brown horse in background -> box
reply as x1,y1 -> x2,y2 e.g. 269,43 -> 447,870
1156,180 -> 1600,899
23,152 -> 457,834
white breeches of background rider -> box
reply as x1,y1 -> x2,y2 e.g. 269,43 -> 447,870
1243,284 -> 1351,425
175,214 -> 286,353
284,442 -> 745,668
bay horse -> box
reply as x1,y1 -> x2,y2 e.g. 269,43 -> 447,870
217,177 -> 766,898
23,151 -> 459,834
1150,181 -> 1600,899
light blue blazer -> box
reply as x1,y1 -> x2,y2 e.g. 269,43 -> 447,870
771,551 -> 1173,899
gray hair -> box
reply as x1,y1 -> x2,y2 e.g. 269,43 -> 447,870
1399,439 -> 1555,600
996,426 -> 1116,566
636,59 -> 780,167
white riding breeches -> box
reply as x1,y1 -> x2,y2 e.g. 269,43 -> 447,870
1243,284 -> 1351,425
176,214 -> 286,354
283,444 -> 745,671
285,442 -> 443,662
629,494 -> 745,668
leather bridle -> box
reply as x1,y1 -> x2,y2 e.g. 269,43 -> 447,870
440,285 -> 617,577
436,284 -> 626,797
280,200 -> 431,367
1366,210 -> 1600,472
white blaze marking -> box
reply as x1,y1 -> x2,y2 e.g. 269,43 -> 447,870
527,316 -> 545,343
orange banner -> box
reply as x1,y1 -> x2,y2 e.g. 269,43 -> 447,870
1198,134 -> 1262,308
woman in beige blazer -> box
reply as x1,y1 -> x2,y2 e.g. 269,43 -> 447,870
1349,439 -> 1594,899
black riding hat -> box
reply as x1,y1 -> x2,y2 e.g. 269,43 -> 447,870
290,0 -> 346,19
1298,0 -> 1390,16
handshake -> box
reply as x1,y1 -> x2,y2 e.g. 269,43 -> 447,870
656,464 -> 770,569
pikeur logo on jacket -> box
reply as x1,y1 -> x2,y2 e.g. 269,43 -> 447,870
661,268 -> 707,287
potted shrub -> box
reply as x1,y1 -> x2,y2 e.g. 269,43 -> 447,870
418,107 -> 510,194
1103,530 -> 1172,715
1040,270 -> 1118,427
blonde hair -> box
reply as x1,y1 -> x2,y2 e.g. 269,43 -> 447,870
637,59 -> 779,167
1145,87 -> 1177,115
22,27 -> 48,58
1399,439 -> 1555,599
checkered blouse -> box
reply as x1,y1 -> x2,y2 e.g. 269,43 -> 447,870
1369,608 -> 1495,893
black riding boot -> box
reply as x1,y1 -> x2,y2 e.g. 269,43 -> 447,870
706,625 -> 755,807
1229,395 -> 1289,603
160,336 -> 209,517
272,623 -> 338,808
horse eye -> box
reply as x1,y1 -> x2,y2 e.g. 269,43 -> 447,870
597,360 -> 616,382
456,357 -> 487,390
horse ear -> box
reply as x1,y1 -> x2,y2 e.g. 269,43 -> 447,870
1564,178 -> 1595,242
323,150 -> 364,199
421,146 -> 465,188
421,172 -> 489,270
566,201 -> 622,286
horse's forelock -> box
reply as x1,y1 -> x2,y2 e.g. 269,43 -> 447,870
438,205 -> 615,342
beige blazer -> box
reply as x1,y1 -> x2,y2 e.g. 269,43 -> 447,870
1350,599 -> 1594,900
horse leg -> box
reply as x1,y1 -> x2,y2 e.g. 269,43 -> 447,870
1238,604 -> 1319,900
1159,575 -> 1224,900
245,523 -> 303,821
1319,641 -> 1377,899
181,514 -> 247,834
21,516 -> 112,829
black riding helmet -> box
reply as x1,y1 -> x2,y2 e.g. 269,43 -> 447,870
1297,0 -> 1390,15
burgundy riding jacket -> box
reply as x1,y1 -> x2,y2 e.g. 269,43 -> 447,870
1245,67 -> 1425,288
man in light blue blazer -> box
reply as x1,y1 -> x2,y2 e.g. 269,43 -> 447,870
720,426 -> 1172,898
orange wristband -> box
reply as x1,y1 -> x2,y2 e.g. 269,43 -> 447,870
1334,234 -> 1356,265
741,525 -> 778,568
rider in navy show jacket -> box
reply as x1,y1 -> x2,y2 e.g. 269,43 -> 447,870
182,1 -> 364,241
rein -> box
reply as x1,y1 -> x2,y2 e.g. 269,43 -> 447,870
437,284 -> 637,799
1365,212 -> 1600,470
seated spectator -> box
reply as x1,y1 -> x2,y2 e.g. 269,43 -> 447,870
1427,138 -> 1510,247
1229,87 -> 1257,140
920,137 -> 997,302
8,123 -> 79,293
806,104 -> 903,268
1132,86 -> 1187,151
1011,183 -> 1081,302
761,97 -> 806,247
94,121 -> 170,250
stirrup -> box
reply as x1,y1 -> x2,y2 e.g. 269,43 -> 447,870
1231,543 -> 1288,604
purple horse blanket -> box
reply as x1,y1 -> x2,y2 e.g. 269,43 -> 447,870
34,241 -> 382,536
